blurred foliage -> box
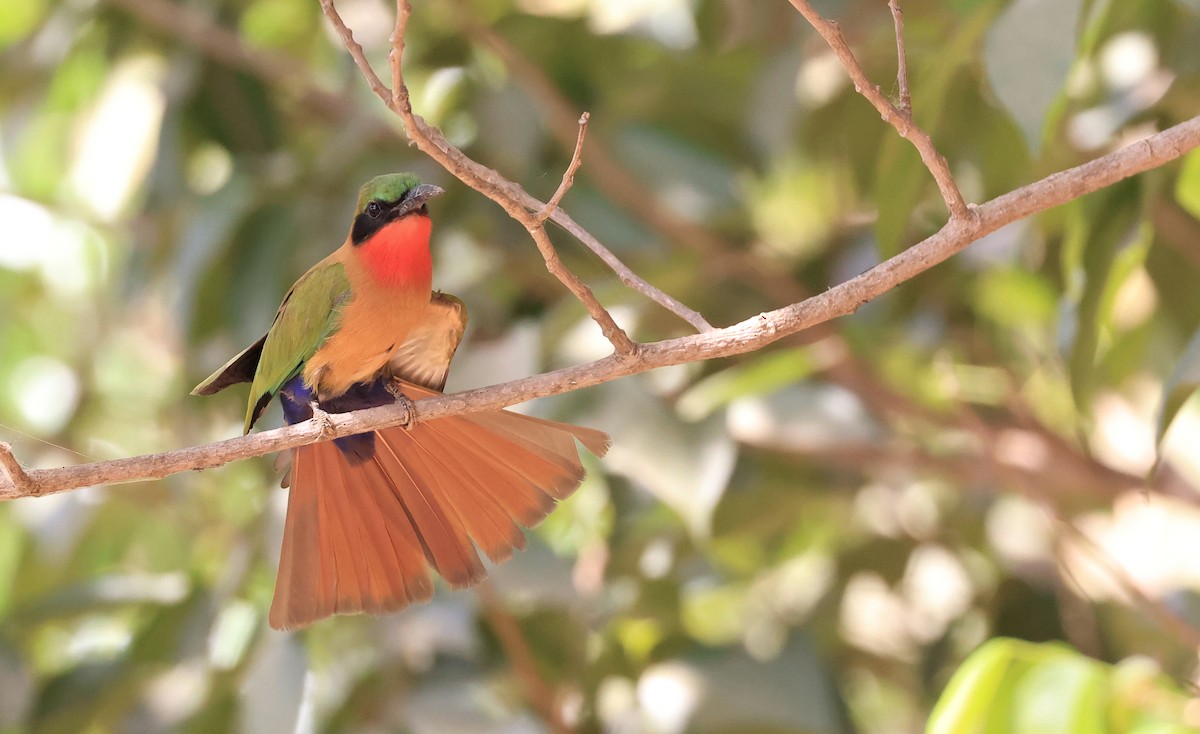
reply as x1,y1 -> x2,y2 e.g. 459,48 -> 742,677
2,0 -> 1200,732
928,638 -> 1197,734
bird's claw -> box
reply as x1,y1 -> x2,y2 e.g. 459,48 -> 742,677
309,401 -> 336,440
385,383 -> 416,431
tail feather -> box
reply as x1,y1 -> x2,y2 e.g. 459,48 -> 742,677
270,439 -> 436,630
372,429 -> 487,587
389,428 -> 529,563
268,400 -> 607,631
421,420 -> 562,515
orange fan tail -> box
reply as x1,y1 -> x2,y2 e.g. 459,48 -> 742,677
268,392 -> 609,631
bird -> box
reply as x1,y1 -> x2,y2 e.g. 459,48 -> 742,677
192,173 -> 609,631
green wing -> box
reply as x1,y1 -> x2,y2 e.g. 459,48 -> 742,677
243,261 -> 351,432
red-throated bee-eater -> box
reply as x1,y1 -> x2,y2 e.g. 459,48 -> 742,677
194,173 -> 608,630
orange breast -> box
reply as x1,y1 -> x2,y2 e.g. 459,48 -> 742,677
303,237 -> 436,397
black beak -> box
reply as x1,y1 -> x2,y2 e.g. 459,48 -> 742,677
390,183 -> 445,219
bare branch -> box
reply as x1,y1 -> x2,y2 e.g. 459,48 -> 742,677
388,0 -> 410,108
317,0 -> 392,103
375,0 -> 636,354
6,116 -> 1199,501
458,15 -> 822,319
788,0 -> 970,220
527,224 -> 639,354
324,0 -> 703,339
539,112 -> 590,223
888,0 -> 912,116
546,210 -> 713,333
0,443 -> 32,496
110,0 -> 710,335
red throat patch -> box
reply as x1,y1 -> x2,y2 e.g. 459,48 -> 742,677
358,215 -> 433,289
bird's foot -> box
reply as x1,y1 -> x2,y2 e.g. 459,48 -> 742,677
309,401 -> 337,440
385,382 -> 416,431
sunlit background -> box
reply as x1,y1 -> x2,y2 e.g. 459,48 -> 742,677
3,0 -> 1200,731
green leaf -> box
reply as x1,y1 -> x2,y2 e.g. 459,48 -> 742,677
1059,181 -> 1146,411
677,348 -> 816,420
1173,149 -> 1200,221
984,0 -> 1082,153
1157,328 -> 1200,445
1011,654 -> 1107,734
0,0 -> 46,46
927,638 -> 1025,734
973,268 -> 1058,328
875,140 -> 931,256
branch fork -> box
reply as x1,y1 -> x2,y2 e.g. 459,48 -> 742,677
789,0 -> 971,221
0,443 -> 33,496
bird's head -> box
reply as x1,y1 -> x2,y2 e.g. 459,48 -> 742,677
346,174 -> 444,289
351,173 -> 445,246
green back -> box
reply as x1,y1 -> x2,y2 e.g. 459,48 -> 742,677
243,260 -> 351,432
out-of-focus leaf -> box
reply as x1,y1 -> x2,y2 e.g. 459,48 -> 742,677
677,347 -> 816,420
658,633 -> 852,734
928,637 -> 1027,734
984,0 -> 1082,153
0,0 -> 45,46
1157,328 -> 1200,445
238,633 -> 306,734
727,381 -> 880,452
973,268 -> 1058,328
929,640 -> 1197,734
1059,181 -> 1147,411
1173,149 -> 1200,220
615,125 -> 739,221
1011,654 -> 1106,733
590,380 -> 736,538
875,140 -> 930,257
0,640 -> 32,729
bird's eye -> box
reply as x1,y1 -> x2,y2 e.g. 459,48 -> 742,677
366,201 -> 383,218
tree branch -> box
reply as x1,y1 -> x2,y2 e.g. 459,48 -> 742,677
888,0 -> 912,116
5,115 -> 1199,501
0,443 -> 32,496
386,0 -> 636,353
538,113 -> 589,223
316,0 -> 707,339
788,0 -> 970,220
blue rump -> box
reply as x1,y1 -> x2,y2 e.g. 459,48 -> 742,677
279,376 -> 398,464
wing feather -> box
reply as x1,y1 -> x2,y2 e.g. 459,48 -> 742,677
242,259 -> 352,431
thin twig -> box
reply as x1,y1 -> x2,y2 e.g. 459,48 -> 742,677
319,0 -> 705,338
477,583 -> 571,734
317,0 -> 391,102
388,0 -> 409,108
4,115 -> 1199,501
457,11 -> 834,332
539,113 -> 590,223
788,0 -> 970,220
112,0 -> 708,335
0,443 -> 32,495
527,225 -> 639,354
374,0 -> 638,355
887,0 -> 911,116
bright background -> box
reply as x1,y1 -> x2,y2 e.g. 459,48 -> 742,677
2,0 -> 1200,731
